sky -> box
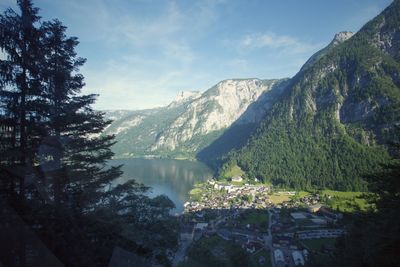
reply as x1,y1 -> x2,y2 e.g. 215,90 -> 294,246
0,0 -> 393,110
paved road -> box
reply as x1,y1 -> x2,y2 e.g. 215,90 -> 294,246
266,209 -> 275,267
172,232 -> 193,266
267,210 -> 297,267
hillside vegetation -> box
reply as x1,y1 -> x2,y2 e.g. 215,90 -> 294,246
218,0 -> 400,191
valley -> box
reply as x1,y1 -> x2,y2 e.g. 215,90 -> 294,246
102,1 -> 400,266
104,78 -> 288,159
1,0 -> 398,266
106,5 -> 400,192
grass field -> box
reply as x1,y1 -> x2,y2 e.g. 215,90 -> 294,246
222,164 -> 245,179
269,193 -> 290,204
250,249 -> 272,267
301,238 -> 337,251
297,191 -> 311,198
189,188 -> 203,201
320,190 -> 372,212
238,210 -> 269,228
321,190 -> 363,198
287,189 -> 372,212
178,235 -> 253,267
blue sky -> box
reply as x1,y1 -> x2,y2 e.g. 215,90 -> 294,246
0,0 -> 393,110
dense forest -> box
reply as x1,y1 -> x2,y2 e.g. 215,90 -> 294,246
0,1 -> 178,266
331,156 -> 400,267
310,138 -> 400,267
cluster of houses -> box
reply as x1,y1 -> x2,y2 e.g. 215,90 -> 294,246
184,180 -> 271,213
296,229 -> 345,240
277,192 -> 322,209
177,179 -> 347,267
274,229 -> 345,241
183,213 -> 267,257
269,204 -> 345,266
217,227 -> 265,253
274,248 -> 308,267
299,194 -> 322,206
270,229 -> 342,266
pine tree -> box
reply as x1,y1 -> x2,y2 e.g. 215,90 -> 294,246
0,1 -> 179,266
0,0 -> 42,200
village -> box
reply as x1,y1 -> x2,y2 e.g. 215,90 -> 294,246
174,178 -> 346,267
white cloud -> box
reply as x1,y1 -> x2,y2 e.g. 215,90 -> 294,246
38,0 -> 226,110
51,0 -> 222,48
237,32 -> 321,55
80,52 -> 203,110
0,0 -> 338,110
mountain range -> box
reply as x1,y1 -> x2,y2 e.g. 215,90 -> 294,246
103,78 -> 288,159
105,0 -> 400,191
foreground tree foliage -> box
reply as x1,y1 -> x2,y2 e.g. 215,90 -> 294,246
0,1 -> 178,266
331,155 -> 400,267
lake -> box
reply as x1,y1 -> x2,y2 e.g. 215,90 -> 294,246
110,158 -> 213,214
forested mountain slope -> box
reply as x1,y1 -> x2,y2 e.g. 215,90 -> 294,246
197,79 -> 289,166
103,99 -> 194,158
219,0 -> 400,191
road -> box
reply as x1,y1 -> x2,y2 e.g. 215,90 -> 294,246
172,231 -> 193,266
266,209 -> 275,267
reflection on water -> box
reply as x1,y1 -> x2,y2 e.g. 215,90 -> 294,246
110,159 -> 213,214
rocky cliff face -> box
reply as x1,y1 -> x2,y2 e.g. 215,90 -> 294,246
167,91 -> 201,108
330,31 -> 354,46
196,79 -> 289,165
151,79 -> 279,151
300,31 -> 353,73
104,78 -> 285,158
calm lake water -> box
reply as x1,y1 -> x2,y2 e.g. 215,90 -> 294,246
110,158 -> 213,214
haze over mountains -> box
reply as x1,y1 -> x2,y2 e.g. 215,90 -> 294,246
104,31 -> 359,162
105,0 -> 400,192
104,78 -> 288,158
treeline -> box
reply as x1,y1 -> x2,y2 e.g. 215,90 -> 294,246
331,158 -> 400,267
226,116 -> 390,191
306,143 -> 400,267
0,1 -> 177,266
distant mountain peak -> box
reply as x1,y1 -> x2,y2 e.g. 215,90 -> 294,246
173,91 -> 201,103
104,78 -> 285,158
167,91 -> 201,109
331,31 -> 354,46
300,31 -> 354,72
220,0 -> 400,190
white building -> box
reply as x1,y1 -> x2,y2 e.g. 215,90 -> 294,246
292,250 -> 305,266
194,223 -> 208,231
274,249 -> 284,264
291,212 -> 307,220
311,218 -> 327,225
232,176 -> 243,182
